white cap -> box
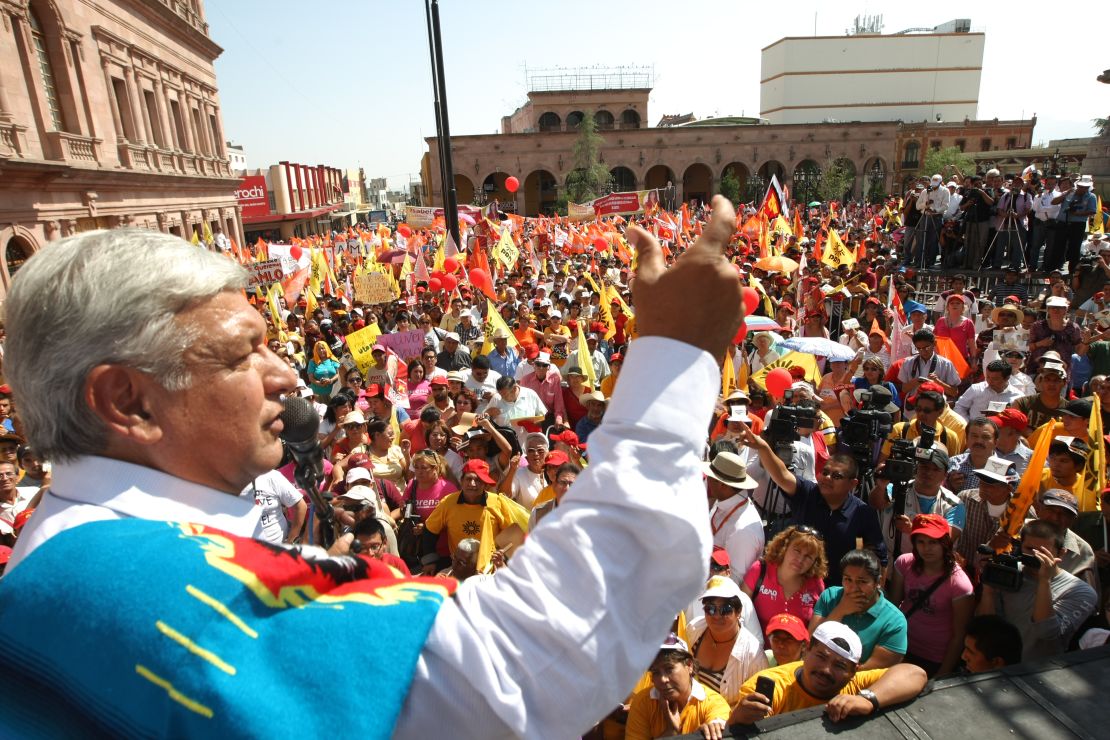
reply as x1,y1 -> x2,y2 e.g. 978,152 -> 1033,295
345,467 -> 373,485
548,310 -> 562,319
700,575 -> 743,602
445,331 -> 461,342
946,181 -> 959,188
338,484 -> 376,507
812,621 -> 863,664
1045,296 -> 1069,308
930,174 -> 943,185
535,351 -> 552,364
1077,175 -> 1094,188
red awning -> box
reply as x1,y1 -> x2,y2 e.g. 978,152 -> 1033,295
242,203 -> 341,225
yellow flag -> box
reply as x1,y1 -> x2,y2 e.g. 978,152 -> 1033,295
400,254 -> 413,281
607,282 -> 634,320
305,289 -> 318,317
999,420 -> 1056,542
750,351 -> 820,389
494,227 -> 520,270
480,299 -> 520,355
1091,195 -> 1105,235
309,248 -> 323,297
771,215 -> 793,239
190,229 -> 201,247
736,353 -> 750,393
1082,393 -> 1105,512
202,221 -> 214,245
820,229 -> 856,269
434,234 -> 446,272
576,322 -> 597,389
721,351 -> 736,398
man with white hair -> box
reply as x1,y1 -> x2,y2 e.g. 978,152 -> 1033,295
943,181 -> 962,221
913,174 -> 950,268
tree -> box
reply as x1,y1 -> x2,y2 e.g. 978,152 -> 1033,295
719,170 -> 741,206
564,112 -> 610,205
920,146 -> 975,181
818,158 -> 854,202
1094,117 -> 1109,137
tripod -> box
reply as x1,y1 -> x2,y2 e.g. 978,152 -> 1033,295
979,211 -> 1029,273
911,212 -> 942,270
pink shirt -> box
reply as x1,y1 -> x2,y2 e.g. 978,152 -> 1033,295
893,553 -> 974,662
934,316 -> 975,358
407,380 -> 431,413
405,478 -> 458,557
742,560 -> 824,627
520,369 -> 566,421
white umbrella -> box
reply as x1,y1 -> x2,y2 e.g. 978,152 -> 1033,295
779,337 -> 857,362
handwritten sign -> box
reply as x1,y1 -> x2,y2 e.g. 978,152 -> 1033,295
247,259 -> 284,290
344,324 -> 382,375
354,272 -> 394,305
375,329 -> 426,361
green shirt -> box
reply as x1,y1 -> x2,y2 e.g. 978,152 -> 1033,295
814,587 -> 908,661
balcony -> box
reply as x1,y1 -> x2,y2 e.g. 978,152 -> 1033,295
45,131 -> 101,165
0,122 -> 28,158
117,142 -> 154,171
155,0 -> 209,35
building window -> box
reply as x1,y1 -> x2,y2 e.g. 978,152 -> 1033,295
537,112 -> 561,132
930,140 -> 942,151
169,99 -> 186,150
902,141 -> 920,168
28,10 -> 64,132
955,139 -> 966,152
566,111 -> 584,130
144,89 -> 164,147
620,109 -> 641,129
981,138 -> 991,151
111,77 -> 136,141
208,113 -> 222,157
594,110 -> 614,130
5,237 -> 30,279
1006,137 -> 1017,149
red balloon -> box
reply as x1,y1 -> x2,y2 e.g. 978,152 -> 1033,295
592,236 -> 609,252
742,287 -> 760,315
289,245 -> 303,260
443,256 -> 460,274
505,176 -> 520,193
397,224 -> 412,238
469,267 -> 493,296
431,270 -> 446,282
441,273 -> 458,293
428,277 -> 442,292
765,368 -> 793,401
733,323 -> 748,345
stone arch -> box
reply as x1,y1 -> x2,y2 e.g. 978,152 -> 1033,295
523,169 -> 558,216
791,159 -> 822,205
481,171 -> 513,205
609,166 -> 636,192
864,156 -> 888,202
454,173 -> 475,205
620,109 -> 641,129
566,111 -> 584,130
644,164 -> 676,191
594,110 -> 615,131
538,112 -> 561,133
682,163 -> 713,207
750,161 -> 785,203
721,162 -> 750,201
0,226 -> 39,294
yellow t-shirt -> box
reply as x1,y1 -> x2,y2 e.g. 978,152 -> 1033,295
624,682 -> 730,740
425,491 -> 529,571
738,661 -> 886,717
1038,468 -> 1084,501
601,373 -> 618,398
883,420 -> 962,458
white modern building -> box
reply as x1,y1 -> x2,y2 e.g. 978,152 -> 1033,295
226,141 -> 247,169
760,21 -> 985,125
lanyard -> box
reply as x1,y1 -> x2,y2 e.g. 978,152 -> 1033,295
712,498 -> 747,536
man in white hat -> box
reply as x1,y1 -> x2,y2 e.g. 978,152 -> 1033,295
704,450 -> 765,581
912,174 -> 950,268
732,621 -> 927,723
1053,174 -> 1098,273
954,455 -> 1019,568
485,327 -> 521,379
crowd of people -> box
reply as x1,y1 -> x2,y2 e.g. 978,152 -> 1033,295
0,169 -> 1109,737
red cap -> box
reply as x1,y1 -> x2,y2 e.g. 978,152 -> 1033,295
551,430 -> 585,449
0,384 -> 10,395
610,297 -> 621,305
908,381 -> 945,405
365,383 -> 386,398
609,352 -> 623,364
590,321 -> 606,333
788,366 -> 807,380
764,613 -> 809,642
461,459 -> 496,485
544,450 -> 570,467
525,344 -> 540,361
710,545 -> 730,567
910,513 -> 950,539
429,376 -> 448,387
0,545 -> 11,565
567,319 -> 578,331
988,408 -> 1028,431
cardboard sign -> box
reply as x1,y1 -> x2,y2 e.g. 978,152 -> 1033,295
354,272 -> 394,305
407,206 -> 436,227
375,329 -> 426,362
247,259 -> 283,290
344,325 -> 381,375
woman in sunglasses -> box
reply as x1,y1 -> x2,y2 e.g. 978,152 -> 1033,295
741,525 -> 828,628
685,575 -> 768,710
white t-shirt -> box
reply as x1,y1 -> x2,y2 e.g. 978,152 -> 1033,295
512,466 -> 546,509
247,470 -> 304,544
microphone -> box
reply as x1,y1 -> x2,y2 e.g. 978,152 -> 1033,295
279,396 -> 337,547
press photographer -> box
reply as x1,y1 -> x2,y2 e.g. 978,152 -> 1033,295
839,385 -> 898,482
869,446 -> 963,560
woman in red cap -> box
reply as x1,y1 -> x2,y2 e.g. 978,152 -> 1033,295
934,294 -> 976,362
886,514 -> 974,677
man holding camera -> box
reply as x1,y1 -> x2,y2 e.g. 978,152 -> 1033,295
1051,175 -> 1099,274
976,519 -> 1097,662
869,446 -> 963,559
912,174 -> 950,269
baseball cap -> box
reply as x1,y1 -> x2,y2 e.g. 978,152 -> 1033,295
345,467 -> 373,485
429,376 -> 448,387
1049,436 -> 1090,463
915,446 -> 950,471
1041,488 -> 1079,516
764,613 -> 809,643
812,621 -> 863,664
1059,398 -> 1093,418
551,430 -> 585,450
710,546 -> 731,568
910,513 -> 950,539
340,410 -> 367,426
444,332 -> 461,342
338,485 -> 377,507
988,408 -> 1028,431
544,450 -> 570,467
700,575 -> 743,602
656,633 -> 692,659
461,458 -> 496,485
973,455 -> 1019,485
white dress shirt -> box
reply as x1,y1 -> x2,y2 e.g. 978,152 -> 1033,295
710,494 -> 765,584
396,337 -> 717,737
917,185 -> 950,215
953,380 -> 1025,421
7,456 -> 263,573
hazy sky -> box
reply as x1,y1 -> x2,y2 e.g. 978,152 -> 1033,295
208,1 -> 1106,189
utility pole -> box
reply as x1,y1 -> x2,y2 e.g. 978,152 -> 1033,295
425,0 -> 460,249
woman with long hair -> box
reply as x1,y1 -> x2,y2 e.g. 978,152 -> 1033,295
423,420 -> 462,486
406,359 -> 431,414
886,514 -> 974,677
740,525 -> 828,627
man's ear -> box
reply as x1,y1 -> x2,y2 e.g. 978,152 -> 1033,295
84,365 -> 164,445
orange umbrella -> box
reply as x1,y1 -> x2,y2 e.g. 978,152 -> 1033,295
753,255 -> 800,273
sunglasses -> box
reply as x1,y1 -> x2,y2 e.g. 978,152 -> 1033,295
703,603 -> 738,617
790,525 -> 823,540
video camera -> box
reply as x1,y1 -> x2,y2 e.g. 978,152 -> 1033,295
839,390 -> 897,468
763,390 -> 817,462
977,545 -> 1040,592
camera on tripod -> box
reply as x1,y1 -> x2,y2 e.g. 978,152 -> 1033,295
840,389 -> 898,466
764,390 -> 817,459
977,545 -> 1040,592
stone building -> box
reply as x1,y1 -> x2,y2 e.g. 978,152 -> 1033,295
0,0 -> 239,298
894,118 -> 1037,187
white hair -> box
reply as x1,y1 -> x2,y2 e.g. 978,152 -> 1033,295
455,538 -> 481,560
6,229 -> 247,461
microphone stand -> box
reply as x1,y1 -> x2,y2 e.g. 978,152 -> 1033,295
291,448 -> 339,550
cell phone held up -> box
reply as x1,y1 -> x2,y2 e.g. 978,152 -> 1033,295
754,675 -> 776,706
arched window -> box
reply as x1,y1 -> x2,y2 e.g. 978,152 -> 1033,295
620,110 -> 641,129
594,110 -> 614,131
902,141 -> 920,168
6,237 -> 30,279
538,112 -> 561,132
28,9 -> 65,132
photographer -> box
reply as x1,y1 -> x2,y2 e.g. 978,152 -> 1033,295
739,426 -> 885,585
912,174 -> 950,268
869,447 -> 963,559
1051,175 -> 1098,274
976,519 -> 1097,662
959,175 -> 996,270
883,388 -> 962,458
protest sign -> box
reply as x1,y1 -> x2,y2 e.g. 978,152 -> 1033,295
247,259 -> 283,290
354,272 -> 394,304
375,328 -> 425,361
344,324 -> 382,375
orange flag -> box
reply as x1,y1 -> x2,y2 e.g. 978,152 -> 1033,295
934,336 -> 970,379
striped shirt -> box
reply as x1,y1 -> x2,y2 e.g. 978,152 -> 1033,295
989,282 -> 1029,307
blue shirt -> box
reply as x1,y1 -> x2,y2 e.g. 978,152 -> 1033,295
786,478 -> 887,583
486,348 -> 521,379
576,415 -> 601,444
1057,191 -> 1097,224
814,587 -> 908,661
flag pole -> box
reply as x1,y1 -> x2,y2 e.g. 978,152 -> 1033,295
425,0 -> 460,251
